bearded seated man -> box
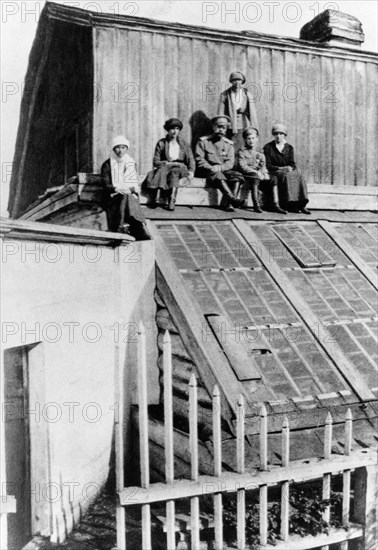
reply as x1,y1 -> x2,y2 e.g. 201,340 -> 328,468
195,115 -> 246,212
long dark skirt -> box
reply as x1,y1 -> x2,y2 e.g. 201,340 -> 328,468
273,168 -> 309,210
106,193 -> 145,233
145,164 -> 189,190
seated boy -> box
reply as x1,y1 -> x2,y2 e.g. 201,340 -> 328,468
237,127 -> 286,214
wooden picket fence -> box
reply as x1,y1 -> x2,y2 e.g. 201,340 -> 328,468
113,324 -> 377,550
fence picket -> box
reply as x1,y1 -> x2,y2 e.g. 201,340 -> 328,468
236,395 -> 246,550
280,416 -> 290,542
189,374 -> 200,550
163,331 -> 176,549
138,323 -> 151,550
260,485 -> 268,546
115,344 -> 126,549
260,404 -> 268,471
344,408 -> 352,456
260,404 -> 268,545
324,412 -> 333,461
321,412 -> 333,550
213,385 -> 223,550
342,409 -> 353,546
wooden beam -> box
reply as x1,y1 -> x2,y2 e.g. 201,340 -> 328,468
308,185 -> 378,196
148,221 -> 251,421
205,314 -> 261,381
232,219 -> 375,401
119,448 -> 377,505
0,217 -> 135,245
19,179 -> 378,223
244,401 -> 377,435
132,411 -> 215,477
140,183 -> 378,210
264,524 -> 363,549
20,186 -> 75,220
318,220 -> 378,290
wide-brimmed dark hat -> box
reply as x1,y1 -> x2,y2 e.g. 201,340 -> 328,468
164,118 -> 183,131
229,71 -> 246,84
211,115 -> 231,126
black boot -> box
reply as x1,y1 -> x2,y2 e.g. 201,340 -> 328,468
251,180 -> 262,213
167,187 -> 178,211
148,189 -> 160,209
130,221 -> 152,241
218,180 -> 234,211
219,194 -> 234,211
272,203 -> 287,214
226,179 -> 247,209
272,185 -> 287,214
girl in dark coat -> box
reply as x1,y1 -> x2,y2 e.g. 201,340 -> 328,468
263,123 -> 310,214
218,71 -> 258,152
145,118 -> 195,210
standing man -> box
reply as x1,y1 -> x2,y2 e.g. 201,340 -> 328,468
195,115 -> 246,212
218,71 -> 258,151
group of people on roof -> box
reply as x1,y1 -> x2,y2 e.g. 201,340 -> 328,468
101,70 -> 310,240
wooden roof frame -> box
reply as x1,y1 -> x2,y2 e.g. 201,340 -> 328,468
45,2 -> 378,62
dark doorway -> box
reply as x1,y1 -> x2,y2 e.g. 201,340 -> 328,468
4,347 -> 32,549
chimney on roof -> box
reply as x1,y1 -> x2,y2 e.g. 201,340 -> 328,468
300,10 -> 365,49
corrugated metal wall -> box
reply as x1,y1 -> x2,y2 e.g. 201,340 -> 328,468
93,27 -> 378,186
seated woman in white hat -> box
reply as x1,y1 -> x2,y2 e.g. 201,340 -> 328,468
101,135 -> 151,240
263,123 -> 310,214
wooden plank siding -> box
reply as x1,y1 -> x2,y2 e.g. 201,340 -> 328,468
355,61 -> 368,187
332,55 -> 346,186
366,63 -> 378,186
9,2 -> 378,217
246,45 -> 261,132
320,55 -> 335,186
92,26 -> 378,187
307,54 -> 322,185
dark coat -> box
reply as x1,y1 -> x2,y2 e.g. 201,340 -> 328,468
263,141 -> 308,208
153,136 -> 195,172
263,141 -> 296,172
100,159 -> 116,209
144,136 -> 196,190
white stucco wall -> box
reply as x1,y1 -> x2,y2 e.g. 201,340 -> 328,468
1,228 -> 157,542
